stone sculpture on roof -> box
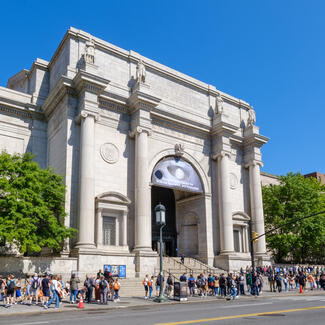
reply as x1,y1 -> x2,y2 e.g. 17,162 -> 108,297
136,59 -> 146,83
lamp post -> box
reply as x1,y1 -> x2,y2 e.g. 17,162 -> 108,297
154,203 -> 168,303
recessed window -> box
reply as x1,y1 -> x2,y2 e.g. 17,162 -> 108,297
103,216 -> 116,246
233,230 -> 240,252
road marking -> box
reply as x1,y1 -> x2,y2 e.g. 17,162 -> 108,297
20,321 -> 49,325
222,302 -> 272,308
154,305 -> 325,325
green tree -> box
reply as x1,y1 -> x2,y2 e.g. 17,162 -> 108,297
0,151 -> 76,254
263,173 -> 325,264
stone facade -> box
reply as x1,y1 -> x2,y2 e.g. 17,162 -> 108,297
0,27 -> 270,275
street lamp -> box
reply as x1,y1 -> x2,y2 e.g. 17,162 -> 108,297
154,203 -> 168,303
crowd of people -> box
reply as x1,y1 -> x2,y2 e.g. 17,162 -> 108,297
0,269 -> 121,309
1,264 -> 324,309
142,265 -> 325,300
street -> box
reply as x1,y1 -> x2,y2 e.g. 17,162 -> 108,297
1,294 -> 324,325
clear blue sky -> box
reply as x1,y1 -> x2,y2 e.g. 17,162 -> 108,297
1,0 -> 324,176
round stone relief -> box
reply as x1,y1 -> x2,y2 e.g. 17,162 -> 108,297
100,143 -> 119,164
229,173 -> 238,190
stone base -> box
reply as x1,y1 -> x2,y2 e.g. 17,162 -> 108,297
214,253 -> 271,272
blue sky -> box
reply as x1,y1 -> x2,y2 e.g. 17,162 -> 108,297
1,0 -> 324,176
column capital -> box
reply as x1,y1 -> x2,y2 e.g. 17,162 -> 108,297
129,126 -> 152,138
211,151 -> 232,161
75,110 -> 100,124
244,160 -> 264,168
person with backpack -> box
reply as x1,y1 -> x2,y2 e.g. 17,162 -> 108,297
188,274 -> 196,297
208,274 -> 215,296
196,275 -> 202,296
99,276 -> 108,304
5,275 -> 16,307
113,278 -> 120,302
29,273 -> 41,305
166,274 -> 173,297
214,275 -> 219,296
180,273 -> 187,282
239,274 -> 245,295
275,273 -> 282,293
69,273 -> 80,304
143,274 -> 150,299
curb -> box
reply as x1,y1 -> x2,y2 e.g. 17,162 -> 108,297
1,291 -> 324,318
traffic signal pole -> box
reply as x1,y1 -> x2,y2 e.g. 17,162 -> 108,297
248,219 -> 255,270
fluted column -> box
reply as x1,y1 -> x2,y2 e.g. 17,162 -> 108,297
248,162 -> 266,255
134,127 -> 151,251
76,111 -> 97,248
218,153 -> 234,254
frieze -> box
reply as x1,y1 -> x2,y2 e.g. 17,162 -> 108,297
0,104 -> 44,121
98,99 -> 128,114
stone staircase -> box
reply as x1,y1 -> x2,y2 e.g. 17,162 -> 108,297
159,256 -> 226,281
117,257 -> 226,297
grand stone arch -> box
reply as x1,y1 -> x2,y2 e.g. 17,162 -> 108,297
148,148 -> 210,194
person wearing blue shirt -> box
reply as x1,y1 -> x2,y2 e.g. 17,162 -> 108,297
188,274 -> 196,296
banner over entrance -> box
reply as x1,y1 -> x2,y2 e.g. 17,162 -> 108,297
152,156 -> 203,193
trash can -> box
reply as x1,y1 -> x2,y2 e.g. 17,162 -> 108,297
174,282 -> 188,301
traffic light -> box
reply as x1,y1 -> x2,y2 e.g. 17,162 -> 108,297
252,231 -> 258,243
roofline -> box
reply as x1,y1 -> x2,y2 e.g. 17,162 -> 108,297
47,27 -> 253,110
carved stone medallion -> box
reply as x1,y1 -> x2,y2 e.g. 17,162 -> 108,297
100,143 -> 119,164
229,173 -> 238,190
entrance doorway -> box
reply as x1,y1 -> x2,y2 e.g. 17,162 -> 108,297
151,186 -> 177,256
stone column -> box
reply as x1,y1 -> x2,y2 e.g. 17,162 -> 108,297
248,162 -> 266,255
76,111 -> 96,248
134,126 -> 151,251
122,211 -> 128,246
218,153 -> 234,253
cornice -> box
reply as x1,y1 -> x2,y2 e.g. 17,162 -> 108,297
0,103 -> 44,121
41,76 -> 75,119
73,70 -> 110,95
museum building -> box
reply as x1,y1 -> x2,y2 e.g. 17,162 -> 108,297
0,28 -> 269,276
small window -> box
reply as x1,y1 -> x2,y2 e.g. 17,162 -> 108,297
103,216 -> 116,246
233,230 -> 240,252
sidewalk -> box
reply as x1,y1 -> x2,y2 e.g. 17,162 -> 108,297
1,289 -> 324,317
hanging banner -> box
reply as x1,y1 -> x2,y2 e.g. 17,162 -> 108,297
152,156 -> 203,193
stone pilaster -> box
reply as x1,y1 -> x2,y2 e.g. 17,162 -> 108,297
73,70 -> 109,250
244,124 -> 269,259
211,113 -> 238,255
128,81 -> 161,254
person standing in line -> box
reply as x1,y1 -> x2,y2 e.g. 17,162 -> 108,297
0,275 -> 5,304
15,277 -> 22,303
214,275 -> 219,296
149,276 -> 154,299
69,273 -> 79,304
5,275 -> 16,307
41,274 -> 51,306
188,274 -> 196,297
44,275 -> 59,309
239,273 -> 245,295
143,274 -> 150,299
166,274 -> 173,297
99,276 -> 108,305
29,273 -> 41,305
275,273 -> 282,293
113,278 -> 120,302
219,274 -> 226,297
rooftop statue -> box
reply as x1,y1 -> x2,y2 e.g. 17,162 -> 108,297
136,59 -> 146,83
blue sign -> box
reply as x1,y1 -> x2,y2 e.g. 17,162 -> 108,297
119,265 -> 126,278
104,265 -> 111,272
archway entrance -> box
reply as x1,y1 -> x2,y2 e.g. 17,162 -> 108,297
151,186 -> 177,256
151,156 -> 204,257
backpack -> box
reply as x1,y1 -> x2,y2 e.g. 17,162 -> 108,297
100,280 -> 107,290
113,282 -> 120,290
8,280 -> 15,291
32,279 -> 38,290
190,279 -> 195,286
167,277 -> 173,285
196,279 -> 201,287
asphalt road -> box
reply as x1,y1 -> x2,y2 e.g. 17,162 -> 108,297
1,295 -> 325,325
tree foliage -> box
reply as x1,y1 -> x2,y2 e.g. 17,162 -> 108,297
0,151 -> 76,254
263,173 -> 325,264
